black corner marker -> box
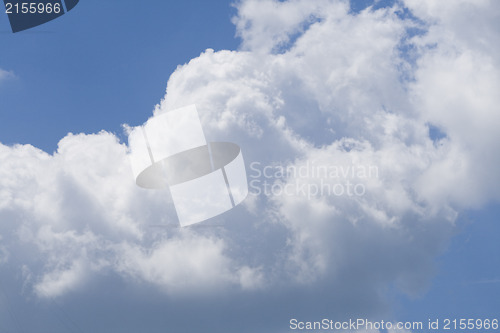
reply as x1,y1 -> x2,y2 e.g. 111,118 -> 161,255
3,0 -> 79,33
63,0 -> 78,12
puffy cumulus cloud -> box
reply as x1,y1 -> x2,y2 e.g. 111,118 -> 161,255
0,0 -> 499,331
404,0 -> 500,208
233,0 -> 338,53
153,0 -> 498,314
114,231 -> 263,294
403,0 -> 500,56
156,0 -> 456,294
0,132 -> 260,300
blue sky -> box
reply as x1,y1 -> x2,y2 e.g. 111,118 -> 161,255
0,0 -> 499,332
397,205 -> 500,319
0,0 -> 238,152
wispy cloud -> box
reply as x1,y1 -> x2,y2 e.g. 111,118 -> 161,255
0,68 -> 15,82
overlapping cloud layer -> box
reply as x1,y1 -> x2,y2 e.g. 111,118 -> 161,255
0,0 -> 499,331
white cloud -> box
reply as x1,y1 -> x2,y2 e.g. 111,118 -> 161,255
35,257 -> 88,298
154,0 -> 463,296
0,68 -> 14,82
0,132 -> 262,298
233,0 -> 341,53
114,232 -> 261,294
405,0 -> 500,208
153,0 -> 499,305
